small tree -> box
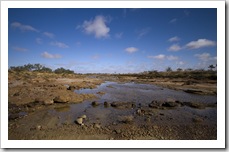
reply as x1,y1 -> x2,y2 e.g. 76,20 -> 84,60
176,68 -> 183,72
208,64 -> 215,71
166,67 -> 172,72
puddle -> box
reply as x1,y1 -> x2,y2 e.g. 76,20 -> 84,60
49,81 -> 217,126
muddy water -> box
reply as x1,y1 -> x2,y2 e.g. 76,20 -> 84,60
49,81 -> 217,127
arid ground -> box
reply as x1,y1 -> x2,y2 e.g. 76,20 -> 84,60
8,71 -> 217,140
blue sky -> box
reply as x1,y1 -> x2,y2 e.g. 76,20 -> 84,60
8,8 -> 217,73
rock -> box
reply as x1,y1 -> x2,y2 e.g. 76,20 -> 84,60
94,123 -> 101,129
81,115 -> 87,119
162,101 -> 180,108
67,85 -> 76,91
192,117 -> 204,123
36,125 -> 42,130
118,115 -> 134,123
148,103 -> 159,109
34,98 -> 44,104
183,89 -> 203,94
43,99 -> 54,105
136,109 -> 145,115
183,102 -> 205,109
92,101 -> 99,106
13,92 -> 20,96
75,117 -> 84,125
96,91 -> 105,95
115,129 -> 121,134
149,100 -> 161,109
53,95 -> 70,103
104,101 -> 110,107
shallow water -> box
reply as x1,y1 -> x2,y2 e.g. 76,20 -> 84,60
50,81 -> 217,126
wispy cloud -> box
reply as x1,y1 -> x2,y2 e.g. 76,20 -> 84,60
185,39 -> 216,49
148,54 -> 178,61
194,53 -> 217,69
184,10 -> 190,16
41,51 -> 62,59
167,55 -> 179,61
169,18 -> 177,24
11,22 -> 39,32
50,41 -> 69,48
78,15 -> 110,38
12,46 -> 28,52
125,47 -> 138,53
148,54 -> 166,60
115,32 -> 123,39
168,36 -> 180,42
36,38 -> 42,44
43,32 -> 55,38
177,61 -> 185,65
137,27 -> 151,39
194,53 -> 216,62
168,44 -> 182,51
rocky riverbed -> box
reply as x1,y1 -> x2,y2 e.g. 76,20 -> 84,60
8,71 -> 217,140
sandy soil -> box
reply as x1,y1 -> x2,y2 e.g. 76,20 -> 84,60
8,71 -> 217,140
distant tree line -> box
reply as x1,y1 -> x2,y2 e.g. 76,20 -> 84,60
9,63 -> 75,74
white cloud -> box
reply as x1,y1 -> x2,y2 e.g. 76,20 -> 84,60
168,44 -> 182,51
50,41 -> 69,48
169,18 -> 177,23
12,46 -> 28,52
148,54 -> 178,61
80,15 -> 110,38
125,47 -> 138,53
137,27 -> 151,38
194,53 -> 217,69
115,32 -> 123,39
11,22 -> 39,32
185,39 -> 216,49
43,32 -> 55,38
41,52 -> 62,59
177,61 -> 185,65
194,53 -> 214,61
148,54 -> 166,60
36,38 -> 42,44
167,55 -> 179,61
168,36 -> 180,42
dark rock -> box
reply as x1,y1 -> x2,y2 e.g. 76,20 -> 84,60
92,101 -> 99,106
94,123 -> 101,129
115,129 -> 121,134
104,101 -> 110,107
13,92 -> 20,96
53,95 -> 70,103
183,89 -> 203,94
192,117 -> 204,123
162,101 -> 180,107
67,85 -> 76,91
96,91 -> 105,95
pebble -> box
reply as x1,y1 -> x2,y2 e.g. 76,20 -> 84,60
36,125 -> 42,130
81,115 -> 87,119
115,129 -> 121,134
76,117 -> 83,125
94,123 -> 101,129
92,101 -> 99,106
